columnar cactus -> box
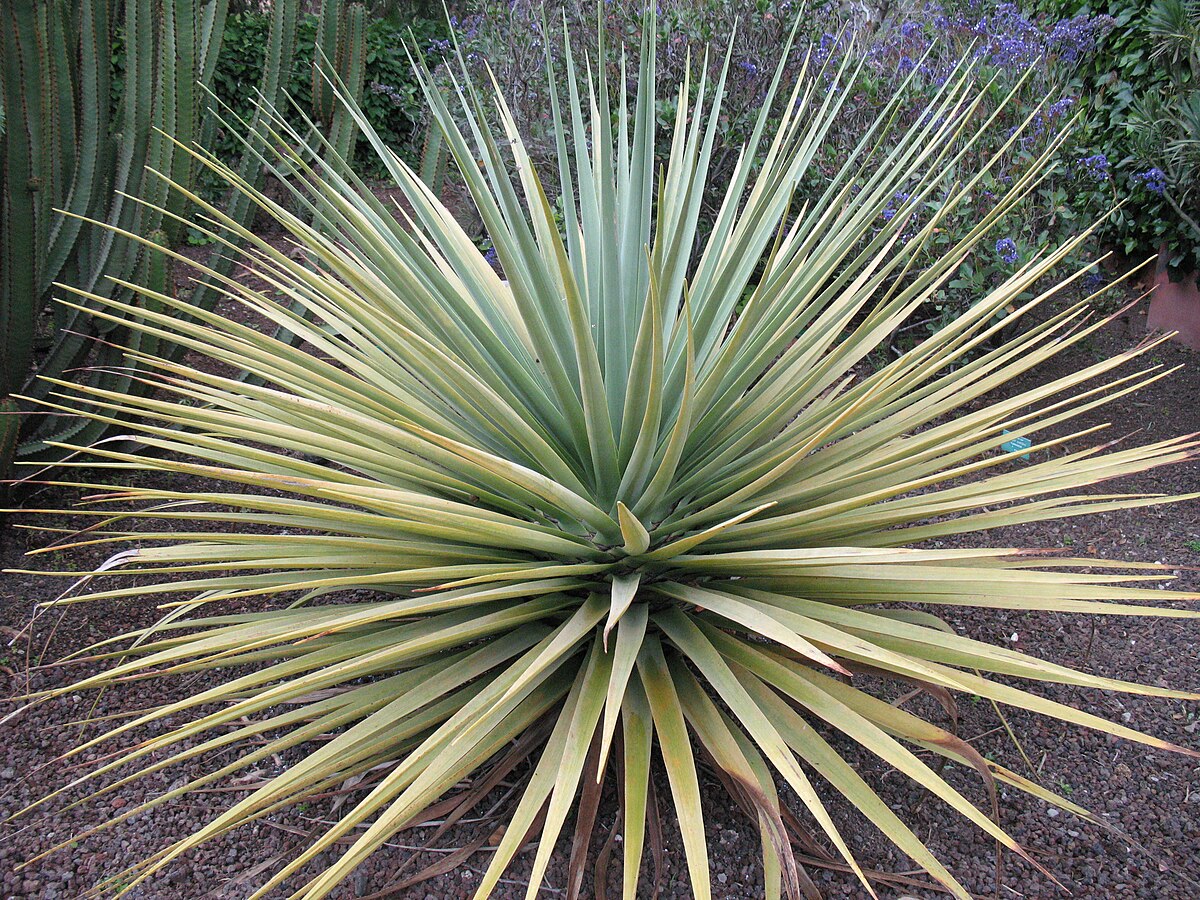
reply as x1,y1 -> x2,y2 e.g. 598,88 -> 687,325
0,0 -> 366,490
322,1 -> 368,167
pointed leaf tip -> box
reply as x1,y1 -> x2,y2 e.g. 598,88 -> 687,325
617,502 -> 651,556
603,572 -> 641,650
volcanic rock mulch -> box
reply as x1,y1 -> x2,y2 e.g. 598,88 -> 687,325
1,303 -> 1198,900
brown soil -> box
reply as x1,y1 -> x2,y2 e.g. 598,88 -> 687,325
1,297 -> 1197,900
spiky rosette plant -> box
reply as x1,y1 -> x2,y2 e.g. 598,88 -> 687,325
9,14 -> 1200,900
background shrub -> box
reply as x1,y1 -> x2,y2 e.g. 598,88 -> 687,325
440,0 -> 1125,351
1032,0 -> 1200,272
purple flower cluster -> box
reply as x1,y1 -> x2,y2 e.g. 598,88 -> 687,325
975,4 -> 1043,69
1047,96 -> 1075,118
813,32 -> 844,68
1049,13 -> 1115,63
968,3 -> 1114,71
1078,153 -> 1109,182
857,2 -> 1110,92
995,237 -> 1019,264
1134,167 -> 1167,195
1024,94 -> 1077,137
881,191 -> 913,223
369,81 -> 406,105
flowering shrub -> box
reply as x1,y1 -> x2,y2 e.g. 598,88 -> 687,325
1125,0 -> 1200,245
436,0 -> 1123,350
1044,0 -> 1200,271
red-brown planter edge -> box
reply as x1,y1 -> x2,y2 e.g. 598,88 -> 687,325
1146,244 -> 1200,349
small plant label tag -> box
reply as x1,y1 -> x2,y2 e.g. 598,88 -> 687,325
1000,430 -> 1032,460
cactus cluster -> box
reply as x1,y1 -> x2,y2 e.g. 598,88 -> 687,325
0,0 -> 369,491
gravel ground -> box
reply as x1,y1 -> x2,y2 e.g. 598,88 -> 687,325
1,301 -> 1198,900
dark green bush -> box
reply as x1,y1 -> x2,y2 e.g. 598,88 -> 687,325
1037,0 -> 1200,271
